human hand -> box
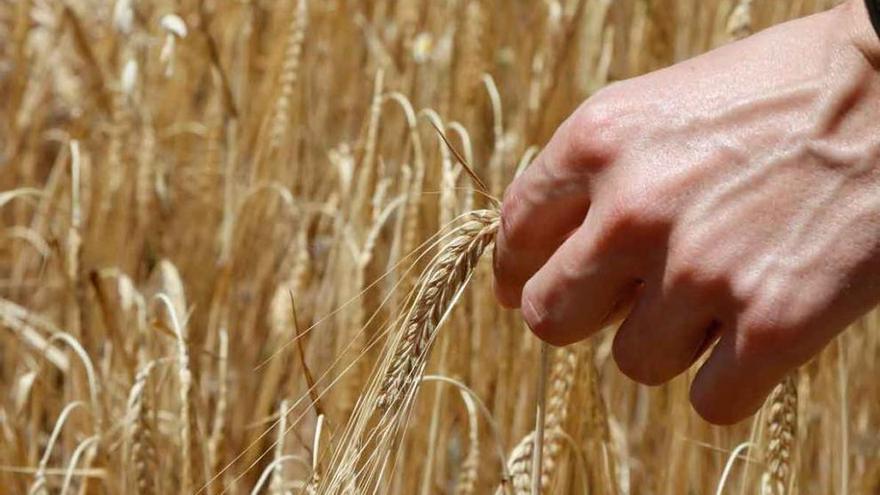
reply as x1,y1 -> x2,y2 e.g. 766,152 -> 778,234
494,0 -> 880,424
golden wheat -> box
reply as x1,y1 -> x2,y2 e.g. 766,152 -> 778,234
1,1 -> 877,494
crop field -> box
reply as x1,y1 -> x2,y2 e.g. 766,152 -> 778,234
0,0 -> 877,493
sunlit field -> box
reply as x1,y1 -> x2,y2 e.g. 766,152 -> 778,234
1,0 -> 877,493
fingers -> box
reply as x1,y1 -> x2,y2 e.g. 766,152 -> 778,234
612,284 -> 720,386
688,333 -> 782,424
520,213 -> 642,346
494,111 -> 617,308
493,181 -> 589,308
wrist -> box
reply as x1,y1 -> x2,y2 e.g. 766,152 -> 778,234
841,0 -> 880,67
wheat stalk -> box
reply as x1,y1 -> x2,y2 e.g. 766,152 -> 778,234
207,328 -> 229,479
270,399 -> 289,495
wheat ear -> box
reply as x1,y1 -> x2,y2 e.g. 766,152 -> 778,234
499,346 -> 578,494
454,391 -> 480,495
126,361 -> 158,495
269,0 -> 308,151
323,210 -> 499,493
727,0 -> 754,40
761,375 -> 798,495
376,209 -> 499,412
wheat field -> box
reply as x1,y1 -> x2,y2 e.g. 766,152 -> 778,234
1,0 -> 878,493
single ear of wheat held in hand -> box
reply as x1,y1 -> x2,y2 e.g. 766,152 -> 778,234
377,208 -> 499,412
322,209 -> 499,493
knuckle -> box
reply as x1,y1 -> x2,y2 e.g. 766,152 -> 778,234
623,185 -> 667,226
667,233 -> 728,290
737,305 -> 799,360
667,263 -> 702,288
573,89 -> 622,131
667,258 -> 721,291
598,189 -> 666,248
562,100 -> 623,170
600,198 -> 640,242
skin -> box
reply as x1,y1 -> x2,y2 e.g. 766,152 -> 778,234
493,0 -> 880,424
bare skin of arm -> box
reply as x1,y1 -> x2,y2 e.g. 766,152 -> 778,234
493,0 -> 880,424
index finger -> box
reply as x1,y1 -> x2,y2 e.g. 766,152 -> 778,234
493,111 -> 615,308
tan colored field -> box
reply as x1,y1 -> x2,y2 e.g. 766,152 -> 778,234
1,0 -> 877,493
